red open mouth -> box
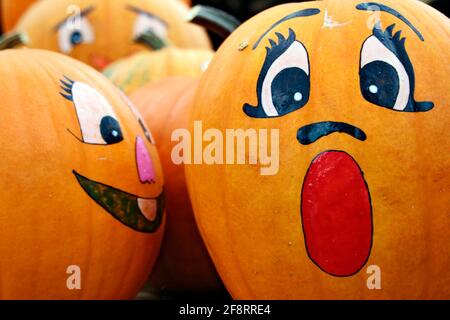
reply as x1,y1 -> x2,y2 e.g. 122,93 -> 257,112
301,151 -> 373,277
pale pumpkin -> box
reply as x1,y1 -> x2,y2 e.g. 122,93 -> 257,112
1,0 -> 37,32
0,48 -> 165,299
105,48 -> 214,95
14,0 -> 211,70
185,0 -> 450,299
131,77 -> 224,292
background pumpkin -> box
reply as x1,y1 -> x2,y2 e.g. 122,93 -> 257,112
1,0 -> 36,32
104,48 -> 214,95
130,77 -> 224,293
185,0 -> 450,299
13,0 -> 211,70
0,48 -> 165,299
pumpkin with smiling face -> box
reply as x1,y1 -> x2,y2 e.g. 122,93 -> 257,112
0,49 -> 165,299
13,0 -> 211,70
185,0 -> 450,299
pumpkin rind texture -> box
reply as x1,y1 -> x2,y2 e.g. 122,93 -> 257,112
185,0 -> 450,299
14,0 -> 211,70
0,49 -> 165,299
105,48 -> 214,95
1,0 -> 36,32
131,77 -> 224,292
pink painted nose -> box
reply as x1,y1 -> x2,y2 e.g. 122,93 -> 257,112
136,136 -> 156,183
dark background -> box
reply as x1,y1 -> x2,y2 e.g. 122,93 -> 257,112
193,0 -> 448,21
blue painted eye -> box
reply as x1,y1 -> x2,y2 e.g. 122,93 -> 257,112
70,30 -> 83,45
57,17 -> 94,54
271,67 -> 309,116
100,116 -> 124,145
360,61 -> 399,109
359,24 -> 433,112
243,29 -> 310,118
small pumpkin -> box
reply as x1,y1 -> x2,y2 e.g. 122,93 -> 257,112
185,0 -> 450,299
13,0 -> 211,70
105,47 -> 213,95
0,48 -> 165,299
130,77 -> 224,292
1,0 -> 36,32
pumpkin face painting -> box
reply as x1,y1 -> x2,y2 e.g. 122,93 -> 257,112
14,0 -> 210,70
0,49 -> 164,299
185,0 -> 450,299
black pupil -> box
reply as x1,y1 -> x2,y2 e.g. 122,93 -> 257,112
271,67 -> 310,115
360,60 -> 400,109
100,116 -> 123,145
70,30 -> 83,45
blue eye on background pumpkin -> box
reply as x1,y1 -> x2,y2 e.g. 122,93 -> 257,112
243,29 -> 311,118
70,30 -> 83,46
57,17 -> 95,53
359,23 -> 433,112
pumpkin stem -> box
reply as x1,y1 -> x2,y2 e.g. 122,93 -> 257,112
0,32 -> 28,50
135,30 -> 169,50
187,5 -> 241,38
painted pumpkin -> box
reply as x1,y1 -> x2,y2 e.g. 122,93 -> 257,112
185,0 -> 450,299
0,48 -> 165,299
1,0 -> 37,32
130,77 -> 224,292
14,0 -> 211,70
104,48 -> 214,95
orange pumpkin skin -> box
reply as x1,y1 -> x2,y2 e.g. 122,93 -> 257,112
131,77 -> 224,292
104,48 -> 214,95
1,0 -> 36,32
0,49 -> 165,299
185,0 -> 450,299
14,0 -> 211,70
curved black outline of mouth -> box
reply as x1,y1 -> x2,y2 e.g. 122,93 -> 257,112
73,171 -> 165,233
297,121 -> 367,145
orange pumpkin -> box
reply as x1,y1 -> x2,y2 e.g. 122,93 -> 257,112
104,48 -> 214,95
185,0 -> 450,299
131,77 -> 224,292
1,0 -> 36,32
180,0 -> 192,7
0,48 -> 165,299
14,0 -> 211,70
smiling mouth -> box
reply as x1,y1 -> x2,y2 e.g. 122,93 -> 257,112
73,171 -> 165,233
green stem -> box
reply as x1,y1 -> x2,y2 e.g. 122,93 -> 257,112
135,30 -> 169,50
0,32 -> 28,50
187,5 -> 241,38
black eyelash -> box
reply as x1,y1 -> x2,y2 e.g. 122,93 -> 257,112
373,23 -> 408,65
60,76 -> 75,101
264,28 -> 296,67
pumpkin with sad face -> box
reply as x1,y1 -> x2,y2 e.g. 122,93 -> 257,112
0,49 -> 165,299
13,0 -> 211,70
185,0 -> 450,299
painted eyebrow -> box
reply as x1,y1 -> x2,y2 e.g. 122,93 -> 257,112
53,6 -> 95,31
126,5 -> 168,26
356,2 -> 424,41
253,8 -> 320,50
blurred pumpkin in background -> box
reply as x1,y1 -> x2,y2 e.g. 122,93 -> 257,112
185,0 -> 450,299
13,0 -> 211,70
1,0 -> 37,32
130,77 -> 224,293
0,48 -> 165,299
105,47 -> 213,95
